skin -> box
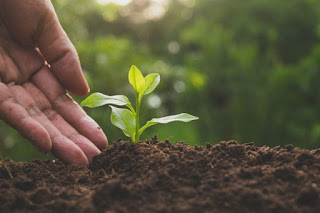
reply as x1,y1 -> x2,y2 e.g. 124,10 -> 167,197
0,0 -> 108,166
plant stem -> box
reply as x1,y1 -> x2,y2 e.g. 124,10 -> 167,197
134,93 -> 140,143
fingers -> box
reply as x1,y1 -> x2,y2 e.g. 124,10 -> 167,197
8,84 -> 89,166
32,67 -> 108,150
1,0 -> 89,96
36,19 -> 90,97
23,82 -> 100,162
35,1 -> 89,96
0,46 -> 20,84
0,82 -> 51,153
2,41 -> 45,84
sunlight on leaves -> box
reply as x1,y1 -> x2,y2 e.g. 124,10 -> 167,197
129,65 -> 145,93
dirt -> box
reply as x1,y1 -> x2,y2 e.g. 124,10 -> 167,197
0,137 -> 319,213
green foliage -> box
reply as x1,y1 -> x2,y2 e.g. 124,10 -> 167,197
81,65 -> 198,143
79,93 -> 132,108
139,113 -> 199,135
110,106 -> 136,140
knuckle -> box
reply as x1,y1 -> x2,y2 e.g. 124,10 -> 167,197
28,105 -> 42,118
43,108 -> 59,121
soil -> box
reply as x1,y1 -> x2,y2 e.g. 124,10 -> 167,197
0,137 -> 319,213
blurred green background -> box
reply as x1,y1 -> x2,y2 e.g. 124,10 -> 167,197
1,0 -> 320,161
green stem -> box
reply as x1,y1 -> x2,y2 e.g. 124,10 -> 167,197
134,93 -> 140,143
127,104 -> 136,115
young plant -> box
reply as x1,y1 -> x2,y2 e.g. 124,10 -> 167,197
81,65 -> 199,143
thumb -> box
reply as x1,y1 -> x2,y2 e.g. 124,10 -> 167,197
1,0 -> 89,96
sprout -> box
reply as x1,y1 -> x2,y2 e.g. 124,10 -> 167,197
81,65 -> 199,143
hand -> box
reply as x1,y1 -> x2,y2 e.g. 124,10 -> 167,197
0,0 -> 108,165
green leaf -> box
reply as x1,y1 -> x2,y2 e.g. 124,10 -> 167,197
141,73 -> 160,95
110,106 -> 136,140
139,113 -> 199,135
128,65 -> 145,93
81,92 -> 131,108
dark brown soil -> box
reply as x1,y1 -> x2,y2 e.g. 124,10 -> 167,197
0,137 -> 320,213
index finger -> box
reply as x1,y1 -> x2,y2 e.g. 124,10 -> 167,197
35,1 -> 89,96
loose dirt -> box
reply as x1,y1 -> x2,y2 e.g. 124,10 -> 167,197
0,137 -> 319,212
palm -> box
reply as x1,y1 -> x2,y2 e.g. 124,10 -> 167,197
0,0 -> 108,165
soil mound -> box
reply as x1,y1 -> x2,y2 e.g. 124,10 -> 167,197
0,138 -> 319,212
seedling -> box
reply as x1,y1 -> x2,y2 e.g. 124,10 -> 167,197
81,65 -> 199,143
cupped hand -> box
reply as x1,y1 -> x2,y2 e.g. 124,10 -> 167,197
0,0 -> 108,165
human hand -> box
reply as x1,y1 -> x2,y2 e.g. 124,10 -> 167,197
0,0 -> 108,165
